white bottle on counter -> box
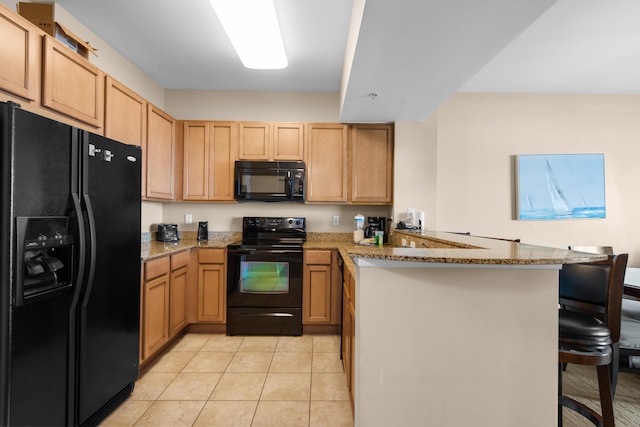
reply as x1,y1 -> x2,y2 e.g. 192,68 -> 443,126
354,214 -> 365,243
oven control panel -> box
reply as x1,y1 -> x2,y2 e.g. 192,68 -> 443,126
243,217 -> 305,231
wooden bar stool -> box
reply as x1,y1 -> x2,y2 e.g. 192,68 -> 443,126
558,253 -> 628,427
559,309 -> 614,426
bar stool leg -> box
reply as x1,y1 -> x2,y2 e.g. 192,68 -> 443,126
596,364 -> 615,427
558,362 -> 564,427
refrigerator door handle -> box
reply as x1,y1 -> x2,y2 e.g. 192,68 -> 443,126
71,193 -> 86,303
81,192 -> 97,309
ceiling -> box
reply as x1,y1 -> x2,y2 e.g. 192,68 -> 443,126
54,0 -> 640,123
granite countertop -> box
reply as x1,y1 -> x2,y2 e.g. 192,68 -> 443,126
141,230 -> 606,266
305,230 -> 606,266
141,231 -> 240,260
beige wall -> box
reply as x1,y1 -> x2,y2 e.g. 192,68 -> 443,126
435,93 -> 640,265
393,119 -> 438,229
165,90 -> 341,122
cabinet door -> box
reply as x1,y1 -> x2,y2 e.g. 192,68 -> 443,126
273,123 -> 304,160
0,5 -> 38,101
350,124 -> 394,204
142,273 -> 170,360
303,249 -> 333,324
183,121 -> 210,200
304,264 -> 332,323
183,121 -> 236,201
198,249 -> 226,322
342,284 -> 352,390
238,121 -> 270,160
305,124 -> 348,202
349,299 -> 355,407
42,36 -> 104,128
169,265 -> 189,337
146,104 -> 175,200
104,77 -> 147,147
210,121 -> 237,201
104,77 -> 147,196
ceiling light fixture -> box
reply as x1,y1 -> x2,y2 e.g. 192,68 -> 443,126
209,0 -> 288,70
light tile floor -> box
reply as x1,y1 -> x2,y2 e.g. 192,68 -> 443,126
101,333 -> 354,427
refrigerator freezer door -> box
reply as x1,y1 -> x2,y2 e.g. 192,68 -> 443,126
75,132 -> 141,425
1,103 -> 76,426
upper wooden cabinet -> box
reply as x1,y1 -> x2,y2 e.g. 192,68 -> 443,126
182,121 -> 237,201
238,121 -> 270,160
305,123 -> 349,203
237,122 -> 304,161
146,104 -> 175,200
104,77 -> 148,197
273,123 -> 304,160
349,124 -> 394,204
104,76 -> 147,147
42,36 -> 104,128
0,4 -> 38,102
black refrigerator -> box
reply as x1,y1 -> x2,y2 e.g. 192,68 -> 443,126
0,102 -> 141,426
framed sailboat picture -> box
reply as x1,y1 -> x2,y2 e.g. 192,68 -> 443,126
515,154 -> 606,220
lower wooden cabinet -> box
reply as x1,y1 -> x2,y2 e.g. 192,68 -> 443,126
303,249 -> 341,325
341,256 -> 356,409
197,248 -> 226,322
169,250 -> 191,336
141,250 -> 191,362
142,256 -> 170,361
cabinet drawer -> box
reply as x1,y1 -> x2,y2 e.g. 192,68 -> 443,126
305,250 -> 332,265
171,250 -> 191,270
145,256 -> 170,280
199,248 -> 225,264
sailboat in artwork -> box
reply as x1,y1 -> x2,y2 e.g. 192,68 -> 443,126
545,159 -> 571,215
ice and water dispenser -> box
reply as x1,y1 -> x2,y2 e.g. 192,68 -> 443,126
15,217 -> 74,306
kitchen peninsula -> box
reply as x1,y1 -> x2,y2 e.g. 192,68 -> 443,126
334,231 -> 605,427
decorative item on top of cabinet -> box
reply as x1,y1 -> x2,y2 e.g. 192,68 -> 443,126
305,123 -> 348,203
197,248 -> 226,322
349,123 -> 394,204
42,36 -> 104,128
0,3 -> 38,102
145,104 -> 175,200
182,121 -> 237,201
303,249 -> 341,325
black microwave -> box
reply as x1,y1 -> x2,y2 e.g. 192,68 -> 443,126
234,161 -> 305,202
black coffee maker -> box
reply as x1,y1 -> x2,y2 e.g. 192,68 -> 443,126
197,221 -> 208,241
364,216 -> 388,243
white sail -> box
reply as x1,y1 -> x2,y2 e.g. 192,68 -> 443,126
545,159 -> 571,214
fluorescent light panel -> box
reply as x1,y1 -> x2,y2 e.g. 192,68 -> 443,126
210,0 -> 288,69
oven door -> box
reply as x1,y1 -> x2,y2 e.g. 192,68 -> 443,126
227,247 -> 303,335
227,247 -> 302,307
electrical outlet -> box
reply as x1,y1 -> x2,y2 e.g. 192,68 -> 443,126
185,214 -> 193,224
332,215 -> 340,225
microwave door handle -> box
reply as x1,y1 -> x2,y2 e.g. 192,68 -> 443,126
286,170 -> 293,199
